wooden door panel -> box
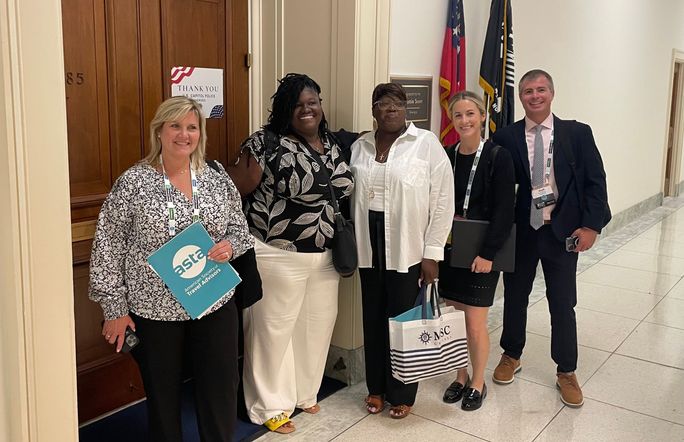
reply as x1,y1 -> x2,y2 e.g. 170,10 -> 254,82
139,0 -> 164,158
106,0 -> 146,179
62,0 -> 111,199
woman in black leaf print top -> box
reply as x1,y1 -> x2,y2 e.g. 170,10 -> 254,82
240,73 -> 354,434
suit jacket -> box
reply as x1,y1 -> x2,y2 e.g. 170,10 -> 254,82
492,115 -> 610,242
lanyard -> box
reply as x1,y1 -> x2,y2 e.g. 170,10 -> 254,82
539,129 -> 555,186
160,158 -> 200,236
453,139 -> 485,219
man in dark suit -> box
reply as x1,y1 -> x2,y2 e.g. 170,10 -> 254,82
491,69 -> 610,408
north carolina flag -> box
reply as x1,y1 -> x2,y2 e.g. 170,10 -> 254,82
439,0 -> 466,146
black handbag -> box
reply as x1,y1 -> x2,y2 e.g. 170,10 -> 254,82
330,211 -> 358,277
297,134 -> 358,277
206,160 -> 263,308
229,247 -> 262,309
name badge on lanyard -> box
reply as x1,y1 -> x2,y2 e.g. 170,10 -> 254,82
532,130 -> 556,209
160,157 -> 201,236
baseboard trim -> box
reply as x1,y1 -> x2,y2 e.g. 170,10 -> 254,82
601,192 -> 663,236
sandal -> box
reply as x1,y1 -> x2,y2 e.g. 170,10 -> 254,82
364,395 -> 385,414
300,404 -> 320,414
389,404 -> 411,419
264,412 -> 295,434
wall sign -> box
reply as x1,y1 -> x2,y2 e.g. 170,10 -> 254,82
390,76 -> 432,130
171,67 -> 224,118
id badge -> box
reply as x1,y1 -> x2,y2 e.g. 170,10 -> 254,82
532,185 -> 556,209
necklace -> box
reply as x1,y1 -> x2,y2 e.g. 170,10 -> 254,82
367,159 -> 387,200
376,147 -> 391,161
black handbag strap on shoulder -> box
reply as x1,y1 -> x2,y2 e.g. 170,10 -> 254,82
293,132 -> 343,217
206,159 -> 221,172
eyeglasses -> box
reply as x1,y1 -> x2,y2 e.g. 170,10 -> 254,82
373,100 -> 407,110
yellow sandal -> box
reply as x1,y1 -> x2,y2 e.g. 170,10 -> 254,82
264,412 -> 295,434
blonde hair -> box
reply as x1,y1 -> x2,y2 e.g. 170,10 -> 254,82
447,90 -> 486,119
143,96 -> 207,170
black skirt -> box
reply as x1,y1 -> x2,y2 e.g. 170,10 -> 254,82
438,246 -> 499,307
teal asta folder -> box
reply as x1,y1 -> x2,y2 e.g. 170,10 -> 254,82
147,222 -> 241,319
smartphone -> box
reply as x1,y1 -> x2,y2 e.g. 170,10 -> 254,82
565,236 -> 579,252
121,327 -> 140,353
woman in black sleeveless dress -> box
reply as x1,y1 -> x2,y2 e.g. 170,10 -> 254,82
439,91 -> 515,411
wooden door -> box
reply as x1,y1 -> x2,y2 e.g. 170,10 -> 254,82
63,0 -> 249,423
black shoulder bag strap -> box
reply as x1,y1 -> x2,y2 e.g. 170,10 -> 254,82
558,125 -> 586,213
293,133 -> 343,217
207,159 -> 221,172
480,143 -> 500,217
263,130 -> 285,200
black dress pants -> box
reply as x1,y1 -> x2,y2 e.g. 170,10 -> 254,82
130,300 -> 239,442
360,210 -> 421,406
501,224 -> 579,373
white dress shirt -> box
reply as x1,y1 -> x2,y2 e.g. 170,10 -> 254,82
350,123 -> 455,272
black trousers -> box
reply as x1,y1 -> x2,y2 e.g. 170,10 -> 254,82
501,224 -> 579,373
130,300 -> 239,442
360,210 -> 421,406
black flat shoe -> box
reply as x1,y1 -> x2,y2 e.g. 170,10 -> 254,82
442,377 -> 470,403
461,384 -> 487,411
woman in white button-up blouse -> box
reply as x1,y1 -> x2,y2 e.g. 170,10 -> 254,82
350,83 -> 455,420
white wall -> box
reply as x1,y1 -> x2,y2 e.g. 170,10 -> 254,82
388,0 -> 684,214
389,0 -> 488,136
514,0 -> 684,214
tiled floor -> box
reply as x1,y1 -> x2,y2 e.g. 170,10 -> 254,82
256,196 -> 684,442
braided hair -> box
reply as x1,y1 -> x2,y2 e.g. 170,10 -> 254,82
264,73 -> 328,137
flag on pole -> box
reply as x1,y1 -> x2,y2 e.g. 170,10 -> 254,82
439,0 -> 466,146
479,0 -> 514,136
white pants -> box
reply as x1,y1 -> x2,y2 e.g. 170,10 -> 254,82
243,239 -> 340,424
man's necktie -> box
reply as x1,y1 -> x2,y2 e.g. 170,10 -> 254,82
530,125 -> 545,230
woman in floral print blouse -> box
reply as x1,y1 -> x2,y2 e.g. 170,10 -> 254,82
89,96 -> 253,441
240,73 -> 354,434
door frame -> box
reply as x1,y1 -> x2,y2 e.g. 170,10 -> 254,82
663,49 -> 684,197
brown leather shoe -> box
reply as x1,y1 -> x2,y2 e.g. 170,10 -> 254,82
556,372 -> 584,407
492,354 -> 521,384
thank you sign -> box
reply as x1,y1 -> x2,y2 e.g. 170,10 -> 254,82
171,67 -> 224,118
